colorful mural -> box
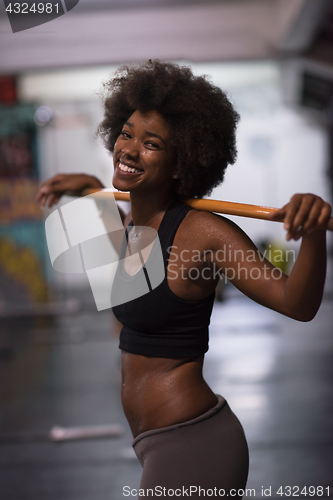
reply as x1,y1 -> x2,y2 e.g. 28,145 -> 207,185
0,100 -> 50,310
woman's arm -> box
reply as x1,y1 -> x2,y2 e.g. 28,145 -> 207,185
35,173 -> 105,206
35,173 -> 127,224
206,193 -> 331,321
280,230 -> 326,321
270,193 -> 330,320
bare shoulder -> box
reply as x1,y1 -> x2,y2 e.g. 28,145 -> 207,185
182,208 -> 246,245
184,208 -> 228,227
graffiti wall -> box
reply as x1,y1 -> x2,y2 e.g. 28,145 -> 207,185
0,93 -> 49,311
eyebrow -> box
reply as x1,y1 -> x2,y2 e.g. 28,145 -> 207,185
124,121 -> 167,146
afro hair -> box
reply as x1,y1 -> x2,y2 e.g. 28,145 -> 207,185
98,60 -> 239,200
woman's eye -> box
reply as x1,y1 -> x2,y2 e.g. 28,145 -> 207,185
146,141 -> 159,148
121,130 -> 130,138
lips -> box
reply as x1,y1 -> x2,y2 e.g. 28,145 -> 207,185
117,161 -> 144,175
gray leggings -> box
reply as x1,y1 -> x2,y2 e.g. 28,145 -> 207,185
133,395 -> 249,499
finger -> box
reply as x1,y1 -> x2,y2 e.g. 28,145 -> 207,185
46,193 -> 57,208
287,197 -> 330,240
36,191 -> 50,207
317,203 -> 332,227
286,195 -> 316,239
36,189 -> 52,206
283,195 -> 302,235
35,184 -> 51,202
298,199 -> 323,234
290,197 -> 315,231
40,194 -> 48,207
36,174 -> 71,207
52,194 -> 62,206
269,207 -> 286,221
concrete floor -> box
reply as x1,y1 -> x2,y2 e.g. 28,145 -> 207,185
0,278 -> 332,500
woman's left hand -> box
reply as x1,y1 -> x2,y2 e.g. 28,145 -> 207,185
270,193 -> 331,241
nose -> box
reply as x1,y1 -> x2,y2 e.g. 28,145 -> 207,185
121,138 -> 139,160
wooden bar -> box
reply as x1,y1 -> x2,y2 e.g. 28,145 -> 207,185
84,189 -> 333,231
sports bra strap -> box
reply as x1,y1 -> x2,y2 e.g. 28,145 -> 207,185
157,201 -> 192,268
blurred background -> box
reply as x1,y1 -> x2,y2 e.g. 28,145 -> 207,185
0,0 -> 333,499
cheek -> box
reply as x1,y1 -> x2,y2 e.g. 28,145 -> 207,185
140,150 -> 158,169
113,137 -> 121,152
113,139 -> 122,162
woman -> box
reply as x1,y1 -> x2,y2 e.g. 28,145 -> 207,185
36,60 -> 331,498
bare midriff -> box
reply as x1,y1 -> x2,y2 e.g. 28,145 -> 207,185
121,351 -> 218,438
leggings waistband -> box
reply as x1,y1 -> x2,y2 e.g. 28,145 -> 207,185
132,394 -> 226,448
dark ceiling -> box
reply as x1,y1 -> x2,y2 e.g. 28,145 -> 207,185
1,0 -> 333,73
0,0 -> 230,17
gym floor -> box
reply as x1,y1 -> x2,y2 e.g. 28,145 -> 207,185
1,269 -> 333,500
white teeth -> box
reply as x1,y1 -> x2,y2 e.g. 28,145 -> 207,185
118,162 -> 142,174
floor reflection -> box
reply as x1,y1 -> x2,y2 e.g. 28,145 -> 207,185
1,282 -> 332,499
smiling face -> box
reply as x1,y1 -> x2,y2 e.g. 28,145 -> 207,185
112,110 -> 177,197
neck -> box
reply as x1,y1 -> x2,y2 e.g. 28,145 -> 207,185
130,190 -> 175,227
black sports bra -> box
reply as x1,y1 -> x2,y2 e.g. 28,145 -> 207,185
111,201 -> 215,358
